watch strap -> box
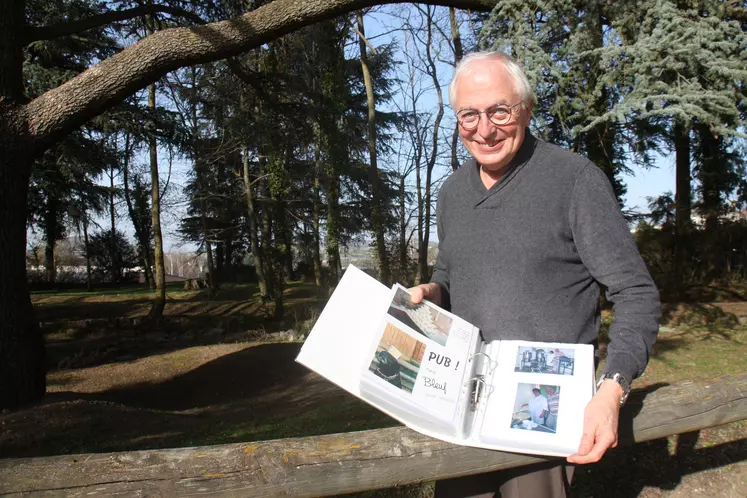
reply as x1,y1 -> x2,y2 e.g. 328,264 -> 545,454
597,372 -> 631,406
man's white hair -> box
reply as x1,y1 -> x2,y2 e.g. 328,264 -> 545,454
449,51 -> 535,110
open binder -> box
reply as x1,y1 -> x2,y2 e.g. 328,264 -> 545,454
297,265 -> 596,457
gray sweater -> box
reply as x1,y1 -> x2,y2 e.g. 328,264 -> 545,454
431,133 -> 660,382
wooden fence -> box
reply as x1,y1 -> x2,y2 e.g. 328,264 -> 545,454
1,374 -> 745,497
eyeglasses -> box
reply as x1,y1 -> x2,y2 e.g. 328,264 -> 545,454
456,103 -> 522,130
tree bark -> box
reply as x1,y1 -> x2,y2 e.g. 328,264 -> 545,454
418,7 -> 443,284
189,67 -> 217,295
673,119 -> 691,277
258,171 -> 284,318
121,134 -> 154,289
357,11 -> 390,285
42,196 -> 58,283
199,182 -> 217,293
312,127 -> 324,289
0,0 -> 25,102
242,146 -> 269,299
82,215 -> 93,292
147,81 -> 167,319
0,0 -> 46,409
398,174 -> 408,283
325,169 -> 342,286
449,6 -> 462,173
0,124 -> 46,409
109,162 -> 119,283
697,124 -> 721,234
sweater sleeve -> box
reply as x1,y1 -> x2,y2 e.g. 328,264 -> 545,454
430,189 -> 452,311
569,163 -> 661,382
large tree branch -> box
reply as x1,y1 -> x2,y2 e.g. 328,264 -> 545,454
23,0 -> 496,147
23,5 -> 205,44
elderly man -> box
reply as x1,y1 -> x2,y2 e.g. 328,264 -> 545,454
410,51 -> 660,497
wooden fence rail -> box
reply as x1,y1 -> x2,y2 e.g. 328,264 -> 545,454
1,374 -> 745,497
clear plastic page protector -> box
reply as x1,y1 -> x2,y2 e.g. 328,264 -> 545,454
359,284 -> 480,437
473,341 -> 595,456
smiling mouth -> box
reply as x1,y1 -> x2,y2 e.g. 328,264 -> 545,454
477,140 -> 505,149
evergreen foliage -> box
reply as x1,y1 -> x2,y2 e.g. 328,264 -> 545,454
86,229 -> 140,282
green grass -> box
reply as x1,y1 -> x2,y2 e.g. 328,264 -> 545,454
30,282 -> 189,297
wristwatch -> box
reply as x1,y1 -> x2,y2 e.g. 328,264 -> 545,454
597,372 -> 631,406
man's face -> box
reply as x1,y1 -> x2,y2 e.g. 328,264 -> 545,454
452,60 -> 532,174
546,388 -> 554,395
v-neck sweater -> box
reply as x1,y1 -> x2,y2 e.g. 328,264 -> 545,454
431,133 -> 660,382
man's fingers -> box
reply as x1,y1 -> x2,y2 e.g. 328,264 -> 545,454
568,432 -> 594,463
409,287 -> 425,304
576,431 -> 595,457
408,284 -> 438,304
568,433 -> 616,464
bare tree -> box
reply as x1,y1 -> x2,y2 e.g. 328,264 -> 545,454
357,10 -> 391,285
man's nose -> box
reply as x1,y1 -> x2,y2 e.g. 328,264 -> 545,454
476,113 -> 497,139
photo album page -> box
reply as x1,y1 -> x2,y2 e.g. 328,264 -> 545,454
471,340 -> 595,456
359,284 -> 481,439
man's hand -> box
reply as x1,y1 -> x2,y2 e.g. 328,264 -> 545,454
409,283 -> 442,306
567,381 -> 623,464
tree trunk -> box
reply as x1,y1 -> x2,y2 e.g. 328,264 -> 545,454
697,124 -> 721,234
83,215 -> 93,292
259,172 -> 284,318
419,8 -> 443,284
109,162 -> 118,283
411,71 -> 425,285
201,204 -> 217,293
147,81 -> 166,319
0,0 -> 46,409
449,6 -> 462,173
282,213 -> 294,280
582,13 -> 624,205
121,135 -> 154,288
312,127 -> 324,289
673,119 -> 691,277
196,169 -> 217,293
0,139 -> 46,409
398,174 -> 408,284
242,146 -> 270,299
325,171 -> 341,286
357,11 -> 390,285
42,196 -> 58,283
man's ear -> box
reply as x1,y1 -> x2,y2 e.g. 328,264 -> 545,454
523,101 -> 534,125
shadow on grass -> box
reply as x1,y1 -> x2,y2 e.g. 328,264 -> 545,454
660,302 -> 741,329
572,435 -> 746,497
649,326 -> 743,362
1,343 -> 395,459
43,316 -> 274,372
34,281 -> 323,326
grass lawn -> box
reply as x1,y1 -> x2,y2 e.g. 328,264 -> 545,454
2,284 -> 745,497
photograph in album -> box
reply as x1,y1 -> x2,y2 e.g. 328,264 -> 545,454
510,384 -> 561,434
514,346 -> 576,376
386,287 -> 452,346
368,323 -> 426,394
